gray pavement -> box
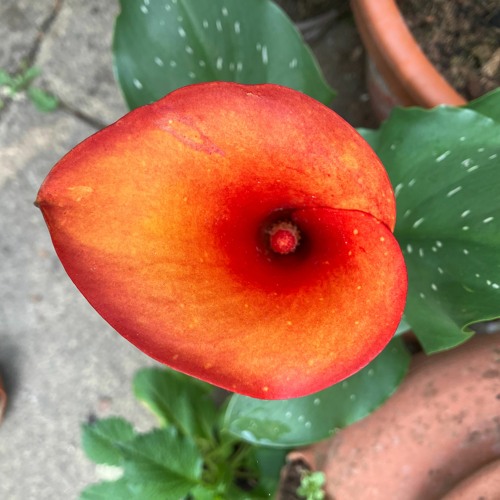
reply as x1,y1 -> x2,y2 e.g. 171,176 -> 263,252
0,1 -> 372,498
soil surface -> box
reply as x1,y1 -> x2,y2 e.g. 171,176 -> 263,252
277,459 -> 314,500
397,0 -> 500,99
275,0 -> 342,21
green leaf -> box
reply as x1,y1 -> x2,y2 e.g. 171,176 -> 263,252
0,69 -> 13,86
361,101 -> 500,352
113,0 -> 334,110
465,88 -> 500,122
118,427 -> 203,499
81,478 -> 173,500
223,338 -> 410,448
394,315 -> 411,336
19,66 -> 41,86
133,367 -> 217,439
81,417 -> 136,466
253,447 -> 287,496
27,87 -> 58,112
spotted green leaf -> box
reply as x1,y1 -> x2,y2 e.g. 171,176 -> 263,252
223,337 -> 410,448
113,0 -> 334,110
360,90 -> 500,352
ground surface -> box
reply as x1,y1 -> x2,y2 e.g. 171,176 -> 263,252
0,1 -> 374,498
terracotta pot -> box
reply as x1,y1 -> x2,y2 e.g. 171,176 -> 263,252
283,333 -> 500,499
350,0 -> 466,121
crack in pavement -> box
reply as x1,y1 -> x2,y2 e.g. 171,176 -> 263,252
0,0 -> 108,131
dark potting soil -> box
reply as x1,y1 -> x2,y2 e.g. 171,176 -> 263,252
274,0 -> 341,21
397,0 -> 500,100
276,458 -> 312,500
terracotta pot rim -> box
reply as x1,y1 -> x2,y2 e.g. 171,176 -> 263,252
350,0 -> 467,108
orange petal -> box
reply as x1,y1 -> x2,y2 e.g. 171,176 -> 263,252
36,82 -> 406,399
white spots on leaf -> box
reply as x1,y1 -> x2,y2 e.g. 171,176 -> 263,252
420,292 -> 426,299
483,217 -> 494,224
170,60 -> 177,67
216,57 -> 223,70
436,150 -> 451,162
313,398 -> 321,406
236,61 -> 243,72
216,19 -> 223,32
305,421 -> 312,429
298,415 -> 305,423
412,218 -> 424,229
489,153 -> 498,160
478,147 -> 485,152
154,56 -> 164,67
463,248 -> 469,255
432,246 -> 437,252
467,165 -> 479,173
262,45 -> 269,65
285,411 -> 292,418
289,58 -> 298,69
178,26 -> 186,37
165,4 -> 171,11
431,283 -> 438,291
390,144 -> 396,151
406,244 -> 413,254
140,5 -> 149,14
144,0 -> 150,5
234,21 -> 241,34
462,226 -> 470,231
419,248 -> 425,258
403,209 -> 412,219
460,136 -> 466,141
394,183 -> 403,197
185,45 -> 194,54
438,267 -> 444,274
408,178 -> 416,187
132,78 -> 143,89
222,6 -> 229,16
461,158 -> 472,167
447,186 -> 462,197
436,240 -> 443,248
492,283 -> 500,289
199,60 -> 206,67
202,19 -> 209,28
188,71 -> 196,79
461,209 -> 471,218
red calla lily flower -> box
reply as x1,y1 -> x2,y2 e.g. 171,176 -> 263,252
36,82 -> 407,399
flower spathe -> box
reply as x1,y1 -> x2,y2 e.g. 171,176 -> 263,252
36,82 -> 407,399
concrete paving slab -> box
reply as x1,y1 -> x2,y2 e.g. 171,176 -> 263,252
0,0 -> 56,72
0,99 -> 157,500
36,0 -> 128,126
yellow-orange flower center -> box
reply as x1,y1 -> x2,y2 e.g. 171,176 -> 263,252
268,221 -> 301,255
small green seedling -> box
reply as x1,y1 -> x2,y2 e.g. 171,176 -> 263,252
297,471 -> 325,500
0,65 -> 58,112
